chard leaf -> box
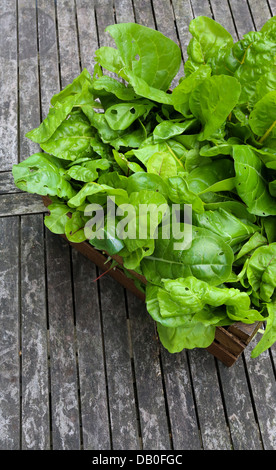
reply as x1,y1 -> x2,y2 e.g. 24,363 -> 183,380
126,171 -> 169,199
235,232 -> 268,261
172,65 -> 212,116
233,145 -> 276,216
50,68 -> 93,105
40,112 -> 95,161
247,243 -> 276,302
141,225 -> 234,286
92,75 -> 138,101
251,301 -> 276,358
65,211 -> 88,243
249,91 -> 276,143
68,183 -> 128,208
105,101 -> 154,130
44,203 -> 71,234
157,322 -> 216,352
98,22 -> 181,91
153,118 -> 198,142
189,75 -> 241,141
147,151 -> 178,179
193,208 -> 259,247
26,82 -> 96,144
12,153 -> 76,199
185,16 -> 233,76
167,176 -> 205,213
66,159 -> 110,183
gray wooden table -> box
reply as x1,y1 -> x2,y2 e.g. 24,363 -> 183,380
1,0 -> 276,451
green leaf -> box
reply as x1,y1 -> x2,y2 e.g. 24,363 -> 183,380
249,91 -> 276,144
153,119 -> 198,142
157,322 -> 216,352
92,75 -> 138,101
99,22 -> 181,91
44,203 -> 71,234
193,208 -> 259,247
247,243 -> 276,302
65,211 -> 88,243
185,16 -> 233,76
251,301 -> 276,358
235,232 -> 268,261
40,112 -> 95,161
12,153 -> 76,199
26,82 -> 96,144
141,225 -> 234,286
147,152 -> 178,179
172,65 -> 212,116
68,182 -> 128,208
167,176 -> 204,213
189,75 -> 241,141
50,68 -> 93,105
126,171 -> 169,199
105,101 -> 154,130
66,158 -> 110,183
233,145 -> 276,216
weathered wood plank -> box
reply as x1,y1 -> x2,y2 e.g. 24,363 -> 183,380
114,0 -> 135,23
171,0 -> 194,61
151,0 -> 183,87
0,172 -> 20,195
127,292 -> 171,450
0,0 -> 18,171
37,0 -> 82,450
132,0 -> 156,29
247,0 -> 272,30
188,349 -> 232,449
71,250 -> 111,450
95,0 -> 115,47
20,214 -> 50,449
0,217 -> 20,449
160,348 -> 202,450
46,231 -> 81,450
56,0 -> 80,88
98,275 -> 140,450
37,0 -> 60,119
268,0 -> 276,16
190,0 -> 212,18
210,0 -> 238,39
0,193 -> 47,217
228,0 -> 255,37
18,0 -> 41,161
244,336 -> 276,450
75,0 -> 99,73
217,357 -> 263,450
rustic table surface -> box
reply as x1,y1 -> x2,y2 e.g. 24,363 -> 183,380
1,0 -> 276,451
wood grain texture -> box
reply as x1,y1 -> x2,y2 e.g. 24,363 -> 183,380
188,349 -> 233,450
160,348 -> 202,450
18,0 -> 41,161
0,217 -> 20,449
98,275 -> 140,450
20,214 -> 50,449
127,291 -> 171,450
0,172 -> 21,195
0,193 -> 47,217
71,250 -> 111,450
45,231 -> 81,450
0,0 -> 18,171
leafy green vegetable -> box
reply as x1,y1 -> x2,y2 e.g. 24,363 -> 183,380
13,18 -> 276,359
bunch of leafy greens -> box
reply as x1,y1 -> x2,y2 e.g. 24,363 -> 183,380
12,17 -> 276,358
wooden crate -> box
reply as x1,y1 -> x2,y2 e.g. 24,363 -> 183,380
42,197 -> 262,367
